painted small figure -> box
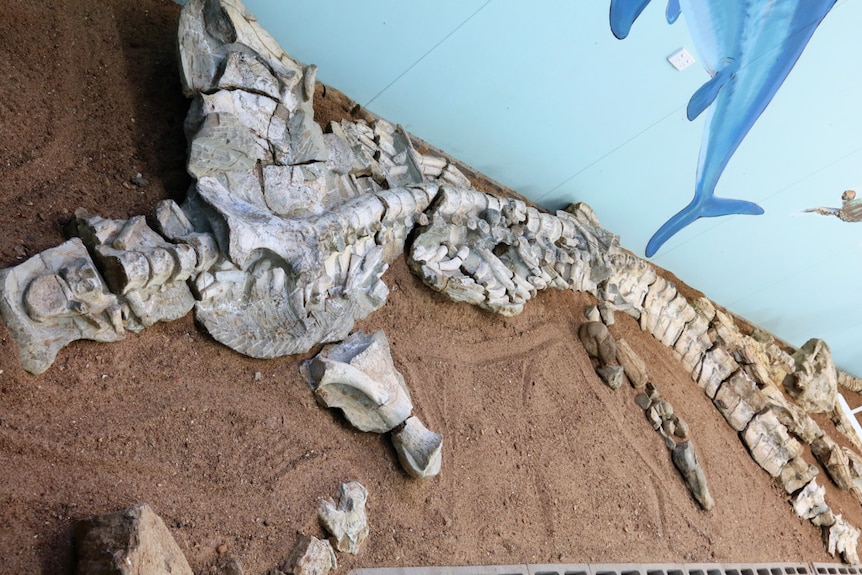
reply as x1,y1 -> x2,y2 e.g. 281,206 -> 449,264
805,190 -> 862,222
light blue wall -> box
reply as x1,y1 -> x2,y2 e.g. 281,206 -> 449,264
234,0 -> 861,375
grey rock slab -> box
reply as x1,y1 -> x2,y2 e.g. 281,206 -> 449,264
578,321 -> 616,367
74,503 -> 193,575
671,440 -> 715,511
596,365 -> 625,390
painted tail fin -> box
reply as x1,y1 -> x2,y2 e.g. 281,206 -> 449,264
645,196 -> 764,257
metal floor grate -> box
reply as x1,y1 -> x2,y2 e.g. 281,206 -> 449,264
350,562 -> 861,575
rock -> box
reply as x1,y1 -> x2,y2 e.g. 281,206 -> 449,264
634,392 -> 653,410
0,238 -> 125,374
74,503 -> 193,575
615,338 -> 648,388
671,440 -> 715,511
598,302 -> 615,325
647,400 -> 673,431
318,481 -> 369,554
784,338 -> 838,413
578,321 -> 616,367
217,558 -> 246,575
827,516 -> 861,565
777,456 -> 819,495
130,173 -> 149,187
391,416 -> 443,479
304,331 -> 412,433
584,305 -> 601,322
671,416 -> 690,440
742,410 -> 804,477
596,365 -> 624,390
283,535 -> 337,575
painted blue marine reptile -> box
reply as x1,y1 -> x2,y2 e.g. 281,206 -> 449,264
610,0 -> 837,257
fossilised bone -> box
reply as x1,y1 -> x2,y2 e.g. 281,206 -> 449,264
0,239 -> 125,374
742,409 -> 804,478
778,456 -> 820,495
177,0 -> 445,359
408,187 -> 623,317
827,515 -> 862,565
784,338 -> 839,414
70,209 -> 202,332
391,415 -> 443,479
811,436 -> 855,491
318,481 -> 369,554
793,479 -> 835,526
304,330 -> 412,433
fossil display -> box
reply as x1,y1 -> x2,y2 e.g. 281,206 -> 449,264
0,0 -> 861,563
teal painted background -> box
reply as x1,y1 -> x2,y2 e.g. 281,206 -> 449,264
195,0 -> 862,375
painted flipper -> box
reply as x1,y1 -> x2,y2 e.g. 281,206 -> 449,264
645,196 -> 764,257
666,0 -> 681,24
687,65 -> 735,121
803,206 -> 841,216
609,0 -> 653,39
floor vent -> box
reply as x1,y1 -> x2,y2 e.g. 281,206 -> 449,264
350,562 -> 848,575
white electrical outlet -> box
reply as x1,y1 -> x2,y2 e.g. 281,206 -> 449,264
668,48 -> 696,71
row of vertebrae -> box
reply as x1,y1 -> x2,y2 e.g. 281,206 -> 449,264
177,0 -> 473,358
408,187 -> 622,316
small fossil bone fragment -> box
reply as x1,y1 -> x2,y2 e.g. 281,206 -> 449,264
318,481 -> 369,554
391,415 -> 443,479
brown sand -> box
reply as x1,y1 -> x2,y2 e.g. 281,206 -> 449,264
1,1 -> 861,573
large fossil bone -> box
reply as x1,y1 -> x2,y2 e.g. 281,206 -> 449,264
304,330 -> 413,433
0,239 -> 125,374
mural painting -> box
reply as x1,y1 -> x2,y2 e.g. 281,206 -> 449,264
610,0 -> 838,256
805,190 -> 862,222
